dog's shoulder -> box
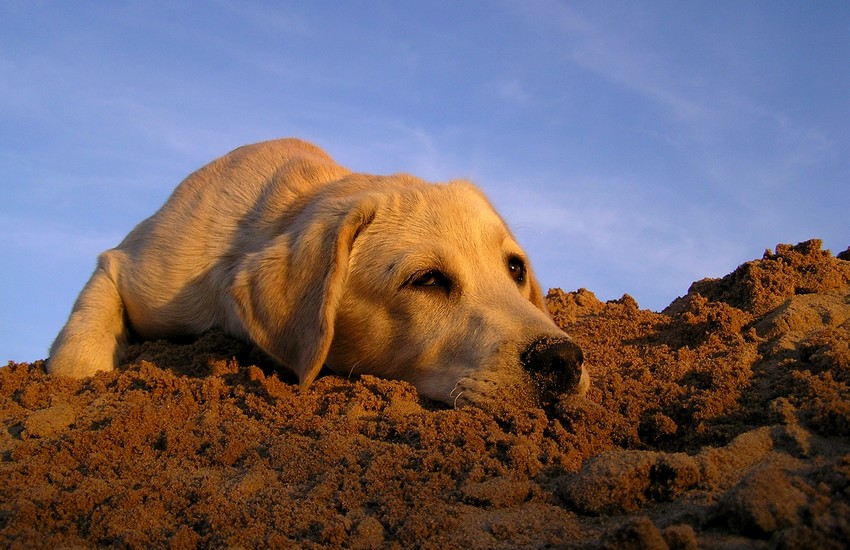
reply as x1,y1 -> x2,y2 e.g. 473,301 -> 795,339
233,138 -> 334,163
224,138 -> 347,179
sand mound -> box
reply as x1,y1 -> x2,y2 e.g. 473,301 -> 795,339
3,239 -> 850,548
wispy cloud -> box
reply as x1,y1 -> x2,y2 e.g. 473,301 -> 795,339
215,0 -> 312,36
490,79 -> 533,105
0,214 -> 121,263
507,1 -> 848,248
486,174 -> 749,309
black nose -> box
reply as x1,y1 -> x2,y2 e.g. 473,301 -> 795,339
521,337 -> 585,394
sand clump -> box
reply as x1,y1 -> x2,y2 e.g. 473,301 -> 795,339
2,239 -> 850,548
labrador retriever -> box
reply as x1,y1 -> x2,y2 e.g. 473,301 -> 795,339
48,138 -> 589,407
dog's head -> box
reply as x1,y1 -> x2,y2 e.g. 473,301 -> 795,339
231,175 -> 589,407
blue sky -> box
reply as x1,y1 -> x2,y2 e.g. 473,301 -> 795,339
1,1 -> 848,363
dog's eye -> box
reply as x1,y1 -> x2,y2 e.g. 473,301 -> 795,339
410,270 -> 451,290
508,257 -> 526,284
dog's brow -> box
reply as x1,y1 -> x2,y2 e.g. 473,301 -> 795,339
392,255 -> 452,286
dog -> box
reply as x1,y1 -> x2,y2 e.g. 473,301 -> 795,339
48,138 -> 589,407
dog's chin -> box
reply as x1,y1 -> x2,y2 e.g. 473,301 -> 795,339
527,366 -> 591,402
443,375 -> 540,411
444,369 -> 591,412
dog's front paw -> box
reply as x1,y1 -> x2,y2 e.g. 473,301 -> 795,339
47,335 -> 116,379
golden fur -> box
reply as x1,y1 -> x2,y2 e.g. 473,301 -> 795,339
49,139 -> 589,406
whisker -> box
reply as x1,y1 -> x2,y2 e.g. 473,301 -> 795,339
453,391 -> 465,409
347,360 -> 364,379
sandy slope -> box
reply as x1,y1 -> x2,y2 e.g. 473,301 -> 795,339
2,239 -> 849,548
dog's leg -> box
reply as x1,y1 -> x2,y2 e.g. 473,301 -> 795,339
48,251 -> 129,378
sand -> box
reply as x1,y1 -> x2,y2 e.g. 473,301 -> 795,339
2,239 -> 849,548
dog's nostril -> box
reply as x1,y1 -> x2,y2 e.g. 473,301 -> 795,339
521,337 -> 584,391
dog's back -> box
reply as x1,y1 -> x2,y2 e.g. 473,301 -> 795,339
48,139 -> 350,376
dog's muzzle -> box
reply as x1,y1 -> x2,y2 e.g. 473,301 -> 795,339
521,337 -> 586,401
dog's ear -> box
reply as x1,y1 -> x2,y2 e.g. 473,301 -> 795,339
527,267 -> 552,317
231,196 -> 377,387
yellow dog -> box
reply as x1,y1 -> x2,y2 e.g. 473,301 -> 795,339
49,139 -> 589,406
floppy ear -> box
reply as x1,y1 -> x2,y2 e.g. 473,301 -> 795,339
231,197 -> 376,387
527,267 -> 552,317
